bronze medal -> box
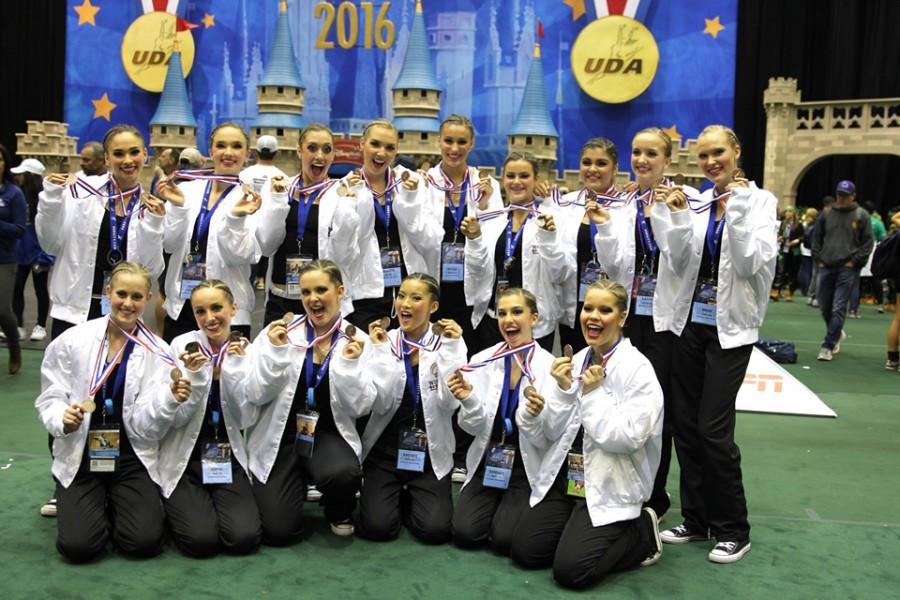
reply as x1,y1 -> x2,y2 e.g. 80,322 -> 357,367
282,312 -> 295,326
82,397 -> 96,413
379,316 -> 391,331
431,322 -> 444,337
170,367 -> 183,382
674,173 -> 685,186
563,344 -> 574,359
345,324 -> 357,338
185,341 -> 200,355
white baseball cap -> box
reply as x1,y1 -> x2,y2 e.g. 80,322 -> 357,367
11,158 -> 46,176
257,135 -> 278,153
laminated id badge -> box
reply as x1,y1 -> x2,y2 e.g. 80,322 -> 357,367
566,452 -> 586,498
381,247 -> 402,288
631,274 -> 656,316
201,442 -> 233,484
100,271 -> 112,316
483,444 -> 516,490
579,261 -> 607,302
397,427 -> 428,472
441,242 -> 465,282
295,410 -> 319,458
285,254 -> 313,297
88,426 -> 120,473
180,253 -> 207,300
691,279 -> 718,326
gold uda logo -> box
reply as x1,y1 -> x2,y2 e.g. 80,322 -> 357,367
571,16 -> 659,104
120,12 -> 195,93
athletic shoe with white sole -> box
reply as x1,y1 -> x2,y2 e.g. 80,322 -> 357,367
709,539 -> 751,563
660,523 -> 710,544
640,507 -> 663,567
817,348 -> 833,361
30,325 -> 47,341
885,359 -> 899,371
40,498 -> 57,517
306,485 -> 322,502
330,520 -> 354,536
451,467 -> 467,484
833,330 -> 847,354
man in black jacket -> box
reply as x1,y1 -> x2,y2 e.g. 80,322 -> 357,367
812,180 -> 874,361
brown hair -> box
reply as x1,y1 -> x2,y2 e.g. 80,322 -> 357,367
402,272 -> 440,302
633,127 -> 673,157
300,259 -> 344,287
497,287 -> 538,315
299,123 -> 334,146
109,261 -> 152,291
190,279 -> 235,304
209,122 -> 249,150
580,137 -> 618,165
502,152 -> 539,176
585,279 -> 628,315
102,125 -> 145,152
440,114 -> 475,138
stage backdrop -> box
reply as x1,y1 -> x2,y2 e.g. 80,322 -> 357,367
65,0 -> 737,170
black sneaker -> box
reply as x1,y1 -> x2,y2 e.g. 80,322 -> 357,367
639,507 -> 663,567
708,539 -> 751,563
660,522 -> 709,544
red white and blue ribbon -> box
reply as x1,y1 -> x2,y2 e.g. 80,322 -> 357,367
88,334 -> 131,398
476,200 -> 540,222
285,314 -> 347,349
69,176 -> 142,205
360,169 -> 406,201
287,176 -> 337,202
554,185 -> 623,208
173,169 -> 241,186
426,166 -> 485,207
591,0 -> 654,21
197,337 -> 230,370
391,328 -> 442,358
109,318 -> 178,367
461,341 -> 537,383
576,336 -> 622,380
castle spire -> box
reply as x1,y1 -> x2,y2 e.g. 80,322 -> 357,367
508,41 -> 558,179
149,50 -> 197,151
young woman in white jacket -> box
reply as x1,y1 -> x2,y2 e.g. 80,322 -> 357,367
131,279 -> 261,557
423,115 -> 502,346
535,279 -> 663,589
330,119 -> 435,329
244,259 -> 375,543
357,274 -> 468,544
651,125 -> 777,564
37,125 -> 166,340
254,124 -> 347,324
591,128 -> 700,519
447,287 -> 556,555
461,153 -> 563,352
154,122 -> 262,343
35,261 -> 192,562
553,138 -> 620,353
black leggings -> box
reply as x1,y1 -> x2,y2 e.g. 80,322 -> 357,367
13,264 -> 49,327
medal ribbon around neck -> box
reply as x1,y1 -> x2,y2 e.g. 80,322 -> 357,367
391,328 -> 442,359
576,336 -> 622,381
284,314 -> 348,349
173,168 -> 241,185
108,318 -> 178,367
69,175 -> 142,204
197,336 -> 230,370
287,176 -> 337,202
360,169 -> 405,201
476,200 -> 540,222
460,341 -> 537,383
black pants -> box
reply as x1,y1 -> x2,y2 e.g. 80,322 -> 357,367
51,298 -> 103,341
14,264 -> 50,328
163,298 -> 251,344
510,467 -> 571,568
552,501 -> 652,590
624,314 -> 674,517
671,321 -> 751,542
163,457 -> 261,557
452,459 -> 531,555
356,453 -> 452,544
349,295 -> 397,331
55,453 -> 165,563
263,292 -> 304,329
252,430 -> 362,546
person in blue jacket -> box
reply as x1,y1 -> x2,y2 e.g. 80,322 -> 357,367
0,144 -> 27,374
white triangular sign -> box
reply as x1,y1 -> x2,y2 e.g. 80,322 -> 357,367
736,348 -> 837,418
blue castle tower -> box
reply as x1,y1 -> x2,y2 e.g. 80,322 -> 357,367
149,48 -> 197,153
252,0 -> 305,171
392,0 -> 442,164
507,42 -> 558,179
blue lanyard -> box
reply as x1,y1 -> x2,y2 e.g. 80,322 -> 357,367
705,208 -> 726,262
447,171 -> 469,232
101,341 -> 134,419
304,322 -> 341,410
107,182 -> 137,255
195,181 -> 233,242
295,189 -> 321,246
403,352 -> 421,423
499,356 -> 523,437
373,173 -> 394,236
634,205 -> 658,257
207,379 -> 222,434
588,221 -> 598,261
505,214 -> 531,263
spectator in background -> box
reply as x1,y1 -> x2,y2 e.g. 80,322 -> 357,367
807,196 -> 835,307
886,210 -> 900,370
150,147 -> 180,196
798,207 -> 817,296
77,141 -> 106,178
812,181 -> 873,361
772,206 -> 803,301
10,159 -> 52,342
240,135 -> 286,292
178,147 -> 204,170
0,144 -> 27,374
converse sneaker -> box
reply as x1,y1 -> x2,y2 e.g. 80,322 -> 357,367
660,523 -> 709,544
306,484 -> 322,502
848,310 -> 860,319
817,348 -> 833,361
40,498 -> 57,517
451,467 -> 467,484
833,330 -> 847,355
30,325 -> 47,341
709,539 -> 751,563
330,519 -> 354,537
885,359 -> 899,371
640,507 -> 663,567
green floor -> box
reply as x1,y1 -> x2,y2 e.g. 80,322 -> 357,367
2,300 -> 898,599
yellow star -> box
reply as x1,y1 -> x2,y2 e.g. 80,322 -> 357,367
704,16 -> 725,39
662,125 -> 681,140
563,0 -> 586,21
91,93 -> 117,121
74,0 -> 100,27
202,13 -> 215,28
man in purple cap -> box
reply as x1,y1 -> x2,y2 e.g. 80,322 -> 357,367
812,180 -> 873,361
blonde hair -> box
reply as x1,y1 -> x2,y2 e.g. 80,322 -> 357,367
585,279 -> 628,314
109,261 -> 152,291
362,119 -> 398,140
189,279 -> 235,304
497,287 -> 538,315
299,123 -> 334,146
634,127 -> 673,157
440,114 -> 475,138
698,124 -> 741,150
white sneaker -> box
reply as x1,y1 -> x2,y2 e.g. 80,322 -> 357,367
817,348 -> 833,361
40,498 -> 57,517
306,484 -> 322,502
30,325 -> 47,341
709,539 -> 751,563
451,467 -> 467,484
330,520 -> 354,536
833,330 -> 847,354
640,507 -> 663,567
17,327 -> 26,340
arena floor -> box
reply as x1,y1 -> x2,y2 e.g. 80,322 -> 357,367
2,296 -> 897,598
